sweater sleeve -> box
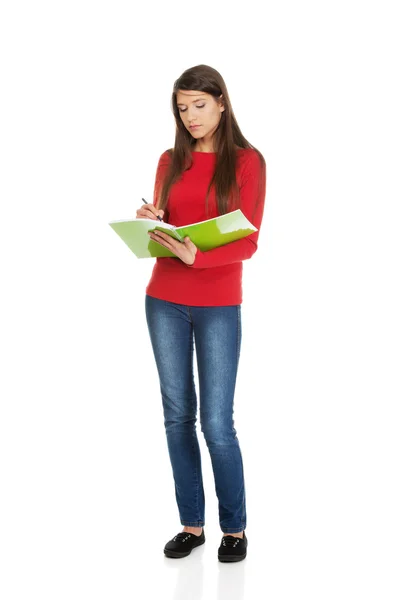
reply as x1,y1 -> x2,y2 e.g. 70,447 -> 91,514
153,150 -> 171,223
187,150 -> 267,269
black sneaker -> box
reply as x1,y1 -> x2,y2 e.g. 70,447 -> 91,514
218,531 -> 247,562
164,529 -> 205,558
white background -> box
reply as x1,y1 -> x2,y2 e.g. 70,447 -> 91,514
1,1 -> 399,598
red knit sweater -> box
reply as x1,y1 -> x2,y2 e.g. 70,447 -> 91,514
145,148 -> 267,306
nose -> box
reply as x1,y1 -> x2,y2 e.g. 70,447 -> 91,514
187,108 -> 198,123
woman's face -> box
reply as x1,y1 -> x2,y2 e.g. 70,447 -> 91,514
176,90 -> 224,142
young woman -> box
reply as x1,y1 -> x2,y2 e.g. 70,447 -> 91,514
136,64 -> 267,562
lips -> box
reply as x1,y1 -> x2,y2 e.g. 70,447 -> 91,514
190,125 -> 201,129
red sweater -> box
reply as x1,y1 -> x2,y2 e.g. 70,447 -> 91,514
145,148 -> 267,306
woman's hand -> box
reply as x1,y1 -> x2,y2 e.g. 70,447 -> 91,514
136,204 -> 164,220
148,230 -> 198,266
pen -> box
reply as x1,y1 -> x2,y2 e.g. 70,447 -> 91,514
141,197 -> 163,221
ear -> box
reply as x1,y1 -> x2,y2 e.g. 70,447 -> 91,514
219,94 -> 225,112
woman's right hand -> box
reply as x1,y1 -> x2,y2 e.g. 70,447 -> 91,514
136,203 -> 164,220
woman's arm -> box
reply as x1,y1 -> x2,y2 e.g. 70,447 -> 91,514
153,150 -> 171,222
187,151 -> 267,269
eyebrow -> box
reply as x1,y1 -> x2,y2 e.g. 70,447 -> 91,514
176,97 -> 206,106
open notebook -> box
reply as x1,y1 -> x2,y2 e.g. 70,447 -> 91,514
108,209 -> 257,259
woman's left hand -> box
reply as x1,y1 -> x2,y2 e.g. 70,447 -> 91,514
148,230 -> 198,265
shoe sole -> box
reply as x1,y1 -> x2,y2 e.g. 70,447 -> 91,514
164,538 -> 205,558
218,551 -> 247,562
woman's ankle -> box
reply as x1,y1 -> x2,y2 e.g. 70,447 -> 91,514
182,525 -> 203,534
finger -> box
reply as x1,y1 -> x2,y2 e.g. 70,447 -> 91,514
150,235 -> 177,254
146,204 -> 164,219
137,209 -> 155,219
150,237 -> 167,248
143,207 -> 159,220
184,236 -> 195,248
149,232 -> 170,248
150,231 -> 176,246
137,205 -> 162,220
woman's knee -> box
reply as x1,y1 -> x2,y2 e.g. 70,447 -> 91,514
200,415 -> 237,445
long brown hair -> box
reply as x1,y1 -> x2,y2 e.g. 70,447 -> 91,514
156,64 -> 266,221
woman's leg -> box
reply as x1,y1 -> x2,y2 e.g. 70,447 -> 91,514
190,304 -> 246,534
145,295 -> 205,527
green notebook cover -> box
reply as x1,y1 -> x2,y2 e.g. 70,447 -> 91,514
108,209 -> 257,259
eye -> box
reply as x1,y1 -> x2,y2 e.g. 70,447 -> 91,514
179,104 -> 205,113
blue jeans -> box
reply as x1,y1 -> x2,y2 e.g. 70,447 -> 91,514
145,294 -> 246,534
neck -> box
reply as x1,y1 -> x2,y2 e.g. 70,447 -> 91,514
193,145 -> 215,153
193,143 -> 240,153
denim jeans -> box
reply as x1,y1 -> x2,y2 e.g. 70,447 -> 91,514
145,294 -> 246,534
